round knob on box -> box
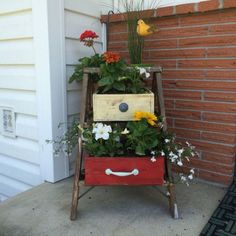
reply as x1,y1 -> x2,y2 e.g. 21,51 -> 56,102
119,103 -> 129,112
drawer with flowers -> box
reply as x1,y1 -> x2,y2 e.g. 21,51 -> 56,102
84,156 -> 164,186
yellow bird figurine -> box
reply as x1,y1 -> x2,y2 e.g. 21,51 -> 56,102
137,19 -> 157,37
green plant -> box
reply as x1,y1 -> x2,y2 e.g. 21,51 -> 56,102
98,60 -> 147,94
69,54 -> 102,83
120,0 -> 160,64
49,111 -> 197,185
69,30 -> 150,94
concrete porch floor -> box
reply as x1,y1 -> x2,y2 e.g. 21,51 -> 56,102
0,178 -> 226,236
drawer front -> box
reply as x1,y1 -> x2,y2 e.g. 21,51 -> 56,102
93,92 -> 154,121
85,156 -> 164,186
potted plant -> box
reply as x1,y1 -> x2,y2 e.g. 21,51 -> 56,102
48,30 -> 196,187
70,30 -> 155,121
80,111 -> 195,186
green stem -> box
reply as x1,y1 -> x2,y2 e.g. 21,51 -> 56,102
92,44 -> 97,54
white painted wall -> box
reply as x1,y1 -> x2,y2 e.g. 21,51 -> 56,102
0,0 -> 111,202
64,0 -> 109,173
0,0 -> 42,202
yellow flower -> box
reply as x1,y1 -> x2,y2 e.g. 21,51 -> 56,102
134,111 -> 158,126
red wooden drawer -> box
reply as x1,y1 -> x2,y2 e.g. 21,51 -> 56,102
85,156 -> 164,186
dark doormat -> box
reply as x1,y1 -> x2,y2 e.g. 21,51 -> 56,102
200,177 -> 236,236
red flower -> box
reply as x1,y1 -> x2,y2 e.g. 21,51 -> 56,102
103,51 -> 121,64
80,30 -> 98,41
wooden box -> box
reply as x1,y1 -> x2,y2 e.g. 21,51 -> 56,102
85,155 -> 164,186
93,91 -> 154,121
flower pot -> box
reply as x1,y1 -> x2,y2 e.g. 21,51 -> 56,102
84,155 -> 164,186
93,90 -> 154,121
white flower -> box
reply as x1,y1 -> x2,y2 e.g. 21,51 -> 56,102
181,176 -> 187,182
114,136 -> 120,142
150,157 -> 156,162
190,168 -> 195,174
161,151 -> 165,156
151,150 -> 156,155
146,72 -> 150,78
92,123 -> 112,140
177,160 -> 183,166
188,174 -> 193,180
165,139 -> 170,143
169,151 -> 174,156
137,67 -> 150,79
178,148 -> 184,156
121,128 -> 129,134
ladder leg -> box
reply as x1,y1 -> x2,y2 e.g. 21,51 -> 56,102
167,183 -> 179,219
70,137 -> 82,220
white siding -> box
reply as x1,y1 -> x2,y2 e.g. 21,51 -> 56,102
0,0 -> 42,200
64,0 -> 109,173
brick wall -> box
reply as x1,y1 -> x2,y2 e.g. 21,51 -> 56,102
102,0 -> 236,185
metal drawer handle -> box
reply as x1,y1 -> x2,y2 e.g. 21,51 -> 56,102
105,168 -> 139,177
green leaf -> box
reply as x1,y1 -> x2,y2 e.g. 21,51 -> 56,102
135,145 -> 145,156
98,76 -> 111,86
113,82 -> 126,91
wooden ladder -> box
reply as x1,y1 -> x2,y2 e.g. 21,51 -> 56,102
70,67 -> 179,220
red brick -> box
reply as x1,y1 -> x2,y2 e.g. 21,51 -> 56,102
201,131 -> 236,144
100,13 -> 124,23
166,109 -> 201,120
207,48 -> 236,58
162,70 -> 205,80
224,0 -> 236,8
209,24 -> 236,35
206,70 -> 236,80
204,92 -> 236,102
202,152 -> 235,165
109,22 -> 127,34
166,117 -> 173,127
146,49 -> 205,59
118,51 -> 129,61
137,9 -> 155,19
176,100 -> 236,113
157,6 -> 174,17
198,0 -> 221,12
180,10 -> 236,26
203,112 -> 236,124
172,164 -> 198,176
189,158 -> 234,175
176,3 -> 195,15
155,17 -> 179,28
199,170 -> 233,186
145,59 -> 177,69
109,32 -> 127,42
164,80 -> 236,92
163,90 -> 201,100
175,119 -> 236,134
180,36 -> 236,48
178,59 -> 236,69
170,127 -> 201,139
108,42 -> 127,51
149,26 -> 208,39
144,39 -> 177,49
187,140 -> 236,155
164,99 -> 174,109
